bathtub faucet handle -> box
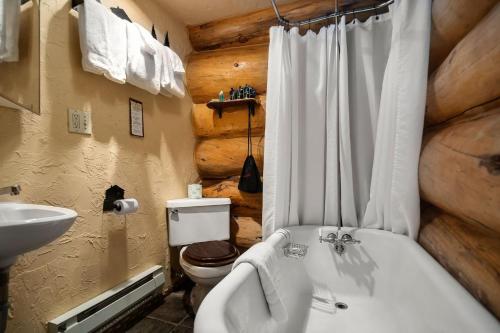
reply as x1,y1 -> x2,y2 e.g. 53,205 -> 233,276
319,232 -> 337,244
341,233 -> 361,245
319,231 -> 360,255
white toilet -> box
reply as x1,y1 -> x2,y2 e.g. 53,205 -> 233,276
166,198 -> 238,312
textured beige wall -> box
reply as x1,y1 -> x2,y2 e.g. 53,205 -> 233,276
0,1 -> 197,332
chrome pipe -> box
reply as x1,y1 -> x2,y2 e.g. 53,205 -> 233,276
0,185 -> 21,196
335,0 -> 342,232
270,0 -> 285,23
268,0 -> 394,27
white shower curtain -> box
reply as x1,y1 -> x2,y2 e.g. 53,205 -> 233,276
263,0 -> 431,239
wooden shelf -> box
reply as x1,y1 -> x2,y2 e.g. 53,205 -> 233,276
206,98 -> 259,118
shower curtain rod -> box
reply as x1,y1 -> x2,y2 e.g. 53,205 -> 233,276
269,0 -> 394,27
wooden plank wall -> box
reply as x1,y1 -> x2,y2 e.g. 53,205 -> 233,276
185,0 -> 500,317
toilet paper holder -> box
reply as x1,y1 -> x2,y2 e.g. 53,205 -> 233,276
103,185 -> 125,212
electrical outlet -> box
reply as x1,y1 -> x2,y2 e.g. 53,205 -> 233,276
68,109 -> 92,135
80,110 -> 92,134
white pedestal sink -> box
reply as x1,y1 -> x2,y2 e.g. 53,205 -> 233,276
0,203 -> 78,268
0,202 -> 77,332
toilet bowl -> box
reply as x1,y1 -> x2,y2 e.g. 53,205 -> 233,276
179,240 -> 239,312
166,198 -> 235,313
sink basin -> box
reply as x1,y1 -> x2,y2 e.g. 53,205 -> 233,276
0,203 -> 77,268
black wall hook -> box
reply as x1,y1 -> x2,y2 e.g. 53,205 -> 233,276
103,185 -> 125,212
111,6 -> 132,22
164,32 -> 170,47
72,0 -> 85,8
151,25 -> 157,40
72,1 -> 133,24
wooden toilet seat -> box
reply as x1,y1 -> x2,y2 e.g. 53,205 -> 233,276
183,241 -> 239,267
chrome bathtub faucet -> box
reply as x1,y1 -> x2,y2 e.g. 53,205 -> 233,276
319,231 -> 361,255
0,185 -> 21,196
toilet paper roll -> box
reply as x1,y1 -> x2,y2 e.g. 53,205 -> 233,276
113,198 -> 139,215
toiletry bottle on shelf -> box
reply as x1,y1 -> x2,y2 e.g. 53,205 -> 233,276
219,90 -> 225,102
244,84 -> 249,98
229,88 -> 234,100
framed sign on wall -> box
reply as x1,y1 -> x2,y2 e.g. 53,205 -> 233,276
129,98 -> 144,137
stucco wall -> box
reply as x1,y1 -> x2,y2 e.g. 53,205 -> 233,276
0,1 -> 197,331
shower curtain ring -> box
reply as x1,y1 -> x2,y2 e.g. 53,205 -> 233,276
374,5 -> 379,20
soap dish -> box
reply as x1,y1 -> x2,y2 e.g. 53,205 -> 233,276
283,243 -> 308,259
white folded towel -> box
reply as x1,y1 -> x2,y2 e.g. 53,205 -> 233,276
159,46 -> 173,97
126,22 -> 161,94
102,6 -> 127,83
0,0 -> 20,62
232,241 -> 288,322
160,46 -> 185,98
78,0 -> 127,83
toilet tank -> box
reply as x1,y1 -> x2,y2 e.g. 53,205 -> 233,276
166,198 -> 231,246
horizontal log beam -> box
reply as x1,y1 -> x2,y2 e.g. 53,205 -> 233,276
195,136 -> 264,178
202,177 -> 262,212
192,95 -> 266,138
231,206 -> 262,222
186,44 -> 268,103
426,4 -> 500,125
202,178 -> 262,249
230,216 -> 262,249
429,0 -> 497,73
425,97 -> 500,131
418,203 -> 500,318
419,108 -> 500,232
188,0 -> 380,52
188,0 -> 495,63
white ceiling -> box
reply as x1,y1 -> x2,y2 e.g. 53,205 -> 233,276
154,0 -> 297,26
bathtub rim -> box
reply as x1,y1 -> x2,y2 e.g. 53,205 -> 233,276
194,226 -> 499,332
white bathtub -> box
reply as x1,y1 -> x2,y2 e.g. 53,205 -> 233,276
195,226 -> 498,333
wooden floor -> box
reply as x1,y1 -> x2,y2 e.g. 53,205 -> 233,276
126,291 -> 194,333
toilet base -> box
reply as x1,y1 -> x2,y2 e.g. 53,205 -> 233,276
190,283 -> 214,313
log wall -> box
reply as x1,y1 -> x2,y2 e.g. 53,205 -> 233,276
186,44 -> 268,248
419,204 -> 500,318
420,1 -> 500,319
186,45 -> 268,104
192,96 -> 266,138
426,4 -> 500,125
428,0 -> 497,73
196,136 -> 264,178
187,0 -> 384,51
186,0 -> 500,316
420,106 -> 500,232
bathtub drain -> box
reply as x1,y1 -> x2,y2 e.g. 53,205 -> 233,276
335,302 -> 348,310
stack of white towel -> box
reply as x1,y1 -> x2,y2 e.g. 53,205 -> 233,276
78,0 -> 185,97
0,0 -> 20,63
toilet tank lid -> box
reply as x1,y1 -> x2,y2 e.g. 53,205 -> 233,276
165,198 -> 231,208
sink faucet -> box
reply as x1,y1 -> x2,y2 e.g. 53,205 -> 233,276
0,185 -> 21,196
319,228 -> 360,255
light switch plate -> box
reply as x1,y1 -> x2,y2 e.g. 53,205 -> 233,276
68,108 -> 92,135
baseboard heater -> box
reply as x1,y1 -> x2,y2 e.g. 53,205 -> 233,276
48,265 -> 165,333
